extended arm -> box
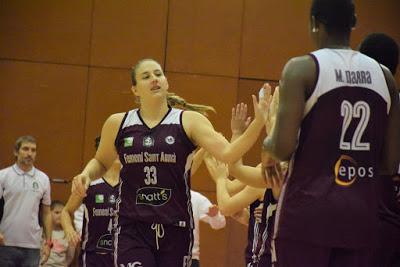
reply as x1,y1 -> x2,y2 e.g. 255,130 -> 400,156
263,56 -> 316,161
72,113 -> 123,197
204,156 -> 265,216
61,193 -> 84,247
184,95 -> 269,164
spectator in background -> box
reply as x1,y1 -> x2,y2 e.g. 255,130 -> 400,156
42,200 -> 74,267
0,135 -> 52,267
190,190 -> 226,267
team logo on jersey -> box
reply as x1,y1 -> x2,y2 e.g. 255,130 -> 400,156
136,187 -> 172,206
32,181 -> 39,191
109,194 -> 116,204
165,135 -> 175,145
96,233 -> 113,251
143,136 -> 154,147
95,194 -> 104,203
334,155 -> 373,186
124,137 -> 134,147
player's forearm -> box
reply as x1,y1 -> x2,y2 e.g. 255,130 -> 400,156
61,194 -> 82,233
61,209 -> 75,233
229,164 -> 267,188
216,179 -> 238,216
222,119 -> 264,164
81,158 -> 107,181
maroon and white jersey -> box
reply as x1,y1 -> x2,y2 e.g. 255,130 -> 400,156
115,108 -> 196,227
275,49 -> 391,248
81,178 -> 119,254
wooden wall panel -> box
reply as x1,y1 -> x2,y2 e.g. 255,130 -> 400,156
90,0 -> 168,68
83,67 -> 134,163
165,72 -> 238,191
166,0 -> 243,77
0,60 -> 88,201
225,217 -> 248,267
240,0 -> 313,80
0,0 -> 92,65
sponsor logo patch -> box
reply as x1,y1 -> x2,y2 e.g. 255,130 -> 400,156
143,136 -> 154,147
124,137 -> 134,147
96,233 -> 113,251
95,194 -> 104,203
334,155 -> 373,186
119,262 -> 143,267
165,135 -> 175,145
109,194 -> 116,204
136,187 -> 171,206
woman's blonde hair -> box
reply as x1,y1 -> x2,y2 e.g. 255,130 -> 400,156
167,93 -> 216,117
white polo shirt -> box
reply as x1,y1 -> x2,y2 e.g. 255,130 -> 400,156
0,164 -> 51,249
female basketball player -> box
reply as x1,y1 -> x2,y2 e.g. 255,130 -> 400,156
71,58 -> 270,267
261,0 -> 400,266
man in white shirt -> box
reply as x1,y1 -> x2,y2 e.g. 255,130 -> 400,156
191,190 -> 226,267
0,135 -> 52,267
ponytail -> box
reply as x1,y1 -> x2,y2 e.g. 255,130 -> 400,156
167,92 -> 216,117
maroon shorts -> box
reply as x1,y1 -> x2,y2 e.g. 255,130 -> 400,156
114,220 -> 193,267
79,251 -> 113,267
273,238 -> 374,267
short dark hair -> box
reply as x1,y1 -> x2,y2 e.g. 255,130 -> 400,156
14,135 -> 36,151
359,33 -> 399,75
311,0 -> 356,35
50,200 -> 65,210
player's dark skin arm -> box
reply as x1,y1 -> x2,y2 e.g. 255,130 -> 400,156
380,67 -> 400,175
262,55 -> 316,161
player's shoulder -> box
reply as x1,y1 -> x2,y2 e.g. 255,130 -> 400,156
107,112 -> 126,123
284,55 -> 316,74
282,54 -> 317,93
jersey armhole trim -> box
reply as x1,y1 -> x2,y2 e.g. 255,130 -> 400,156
114,111 -> 130,151
307,53 -> 320,102
179,111 -> 197,151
